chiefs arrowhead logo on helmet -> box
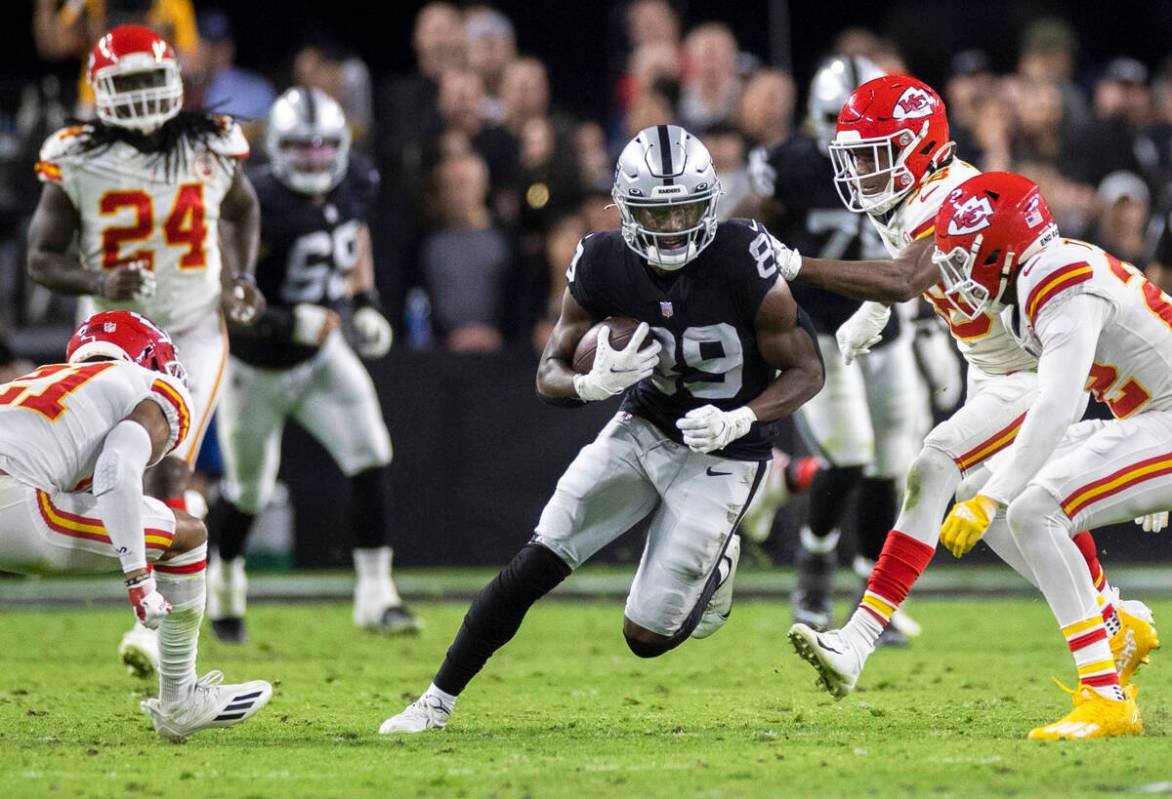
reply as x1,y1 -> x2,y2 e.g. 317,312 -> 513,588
948,195 -> 995,236
891,87 -> 935,120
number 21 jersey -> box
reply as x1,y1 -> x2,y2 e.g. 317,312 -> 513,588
567,218 -> 792,461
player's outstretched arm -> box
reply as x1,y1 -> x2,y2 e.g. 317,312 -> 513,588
94,399 -> 176,627
777,235 -> 939,303
220,165 -> 266,324
536,288 -> 598,404
747,280 -> 825,423
26,182 -> 100,296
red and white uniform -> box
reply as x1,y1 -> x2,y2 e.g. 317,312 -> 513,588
0,360 -> 192,573
848,159 -> 1041,472
983,240 -> 1172,528
36,121 -> 246,462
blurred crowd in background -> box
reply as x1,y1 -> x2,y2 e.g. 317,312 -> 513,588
4,0 -> 1172,364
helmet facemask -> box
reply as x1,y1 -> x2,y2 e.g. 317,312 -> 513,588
614,187 -> 720,270
93,63 -> 183,133
829,123 -> 926,215
933,233 -> 1012,320
275,136 -> 348,194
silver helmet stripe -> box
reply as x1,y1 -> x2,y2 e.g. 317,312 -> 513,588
302,86 -> 316,126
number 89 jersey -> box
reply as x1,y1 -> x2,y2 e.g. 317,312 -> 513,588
228,158 -> 378,369
36,120 -> 249,332
568,218 -> 788,460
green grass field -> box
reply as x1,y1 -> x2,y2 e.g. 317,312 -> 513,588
2,596 -> 1171,799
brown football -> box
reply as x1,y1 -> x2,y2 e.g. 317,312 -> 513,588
572,316 -> 652,373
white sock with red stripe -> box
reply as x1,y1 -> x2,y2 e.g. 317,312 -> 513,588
155,543 -> 207,710
1064,615 -> 1124,701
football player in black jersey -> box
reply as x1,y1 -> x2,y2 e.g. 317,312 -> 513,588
205,87 -> 419,641
381,124 -> 824,734
744,56 -> 931,644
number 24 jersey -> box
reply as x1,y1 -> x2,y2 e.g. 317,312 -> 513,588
36,119 -> 249,332
567,218 -> 793,461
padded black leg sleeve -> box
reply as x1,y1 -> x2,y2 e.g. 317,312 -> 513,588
856,477 -> 899,563
350,465 -> 393,549
207,496 -> 256,562
433,543 -> 572,696
806,465 -> 864,537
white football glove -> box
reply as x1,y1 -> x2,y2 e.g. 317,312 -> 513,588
126,573 -> 171,629
748,146 -> 776,197
353,306 -> 394,359
291,304 -> 337,347
768,233 -> 802,281
675,404 -> 757,454
836,302 -> 891,365
1135,512 -> 1169,533
573,322 -> 662,402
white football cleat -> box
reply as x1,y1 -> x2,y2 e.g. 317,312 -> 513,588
788,624 -> 866,699
354,576 -> 422,634
692,534 -> 740,639
141,670 -> 272,742
119,621 -> 160,678
379,694 -> 452,734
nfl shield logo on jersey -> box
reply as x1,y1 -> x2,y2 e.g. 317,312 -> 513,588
660,301 -> 674,318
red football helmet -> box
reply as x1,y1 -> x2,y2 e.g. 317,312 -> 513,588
88,25 -> 183,132
829,75 -> 951,214
932,172 -> 1060,319
67,311 -> 186,383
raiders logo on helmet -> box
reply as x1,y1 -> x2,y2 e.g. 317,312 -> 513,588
947,195 -> 995,236
891,87 -> 935,120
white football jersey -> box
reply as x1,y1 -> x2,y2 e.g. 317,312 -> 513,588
36,119 -> 249,332
0,361 -> 192,494
1012,239 -> 1172,417
868,159 -> 1036,376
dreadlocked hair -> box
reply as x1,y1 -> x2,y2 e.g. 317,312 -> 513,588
73,111 -> 236,180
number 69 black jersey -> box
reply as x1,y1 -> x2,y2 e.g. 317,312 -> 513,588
568,218 -> 803,461
229,155 -> 379,369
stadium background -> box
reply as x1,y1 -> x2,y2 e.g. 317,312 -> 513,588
0,0 -> 1170,569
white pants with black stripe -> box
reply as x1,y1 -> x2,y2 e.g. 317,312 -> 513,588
533,412 -> 767,637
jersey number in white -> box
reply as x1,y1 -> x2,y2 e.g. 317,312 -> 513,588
649,324 -> 743,400
281,220 -> 361,304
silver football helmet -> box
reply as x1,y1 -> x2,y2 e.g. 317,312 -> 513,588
612,125 -> 721,270
808,55 -> 884,153
265,87 -> 351,195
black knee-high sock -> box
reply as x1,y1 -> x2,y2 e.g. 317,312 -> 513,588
208,496 -> 256,562
433,543 -> 571,696
856,477 -> 899,563
350,465 -> 392,549
806,465 -> 864,538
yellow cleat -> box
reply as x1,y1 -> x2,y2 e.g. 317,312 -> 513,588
1112,601 -> 1160,685
1027,683 -> 1142,741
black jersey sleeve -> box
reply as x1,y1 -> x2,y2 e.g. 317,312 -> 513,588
565,233 -> 610,320
346,154 -> 381,222
721,218 -> 781,324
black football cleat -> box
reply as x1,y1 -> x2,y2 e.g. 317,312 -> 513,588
211,616 -> 249,644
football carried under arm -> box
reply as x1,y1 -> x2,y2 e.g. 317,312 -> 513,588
93,399 -> 175,628
772,234 -> 939,303
679,280 -> 822,453
219,164 -> 265,325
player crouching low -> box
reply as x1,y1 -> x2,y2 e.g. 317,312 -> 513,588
0,311 -> 271,740
380,125 -> 824,733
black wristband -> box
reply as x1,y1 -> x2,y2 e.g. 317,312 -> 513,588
353,290 -> 384,314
